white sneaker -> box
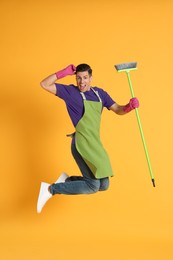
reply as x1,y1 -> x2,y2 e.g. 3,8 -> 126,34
55,172 -> 69,183
37,173 -> 69,213
37,182 -> 52,213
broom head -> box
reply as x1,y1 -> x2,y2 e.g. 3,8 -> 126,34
115,62 -> 137,72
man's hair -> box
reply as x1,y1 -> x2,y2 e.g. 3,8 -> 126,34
75,63 -> 92,76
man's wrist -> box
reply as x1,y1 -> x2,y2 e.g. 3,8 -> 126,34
55,70 -> 64,80
123,103 -> 132,113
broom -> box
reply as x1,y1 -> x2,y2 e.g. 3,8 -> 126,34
115,62 -> 155,187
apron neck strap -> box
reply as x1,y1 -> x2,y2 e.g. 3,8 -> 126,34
80,88 -> 102,102
80,92 -> 86,100
91,88 -> 102,102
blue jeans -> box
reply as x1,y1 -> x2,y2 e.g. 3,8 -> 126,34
49,143 -> 109,195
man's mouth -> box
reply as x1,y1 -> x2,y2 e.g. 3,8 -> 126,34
79,85 -> 86,91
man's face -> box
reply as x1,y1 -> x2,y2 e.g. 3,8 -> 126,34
76,71 -> 92,92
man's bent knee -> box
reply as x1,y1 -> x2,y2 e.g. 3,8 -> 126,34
99,178 -> 110,191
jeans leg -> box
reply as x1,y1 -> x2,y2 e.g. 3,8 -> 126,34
49,143 -> 100,195
50,179 -> 100,195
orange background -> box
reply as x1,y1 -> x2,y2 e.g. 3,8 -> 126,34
1,0 -> 173,259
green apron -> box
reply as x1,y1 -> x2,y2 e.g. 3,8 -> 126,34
75,88 -> 114,179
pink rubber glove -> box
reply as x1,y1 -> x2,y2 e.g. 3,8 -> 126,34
55,64 -> 76,79
123,97 -> 139,113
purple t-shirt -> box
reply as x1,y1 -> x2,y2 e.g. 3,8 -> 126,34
55,84 -> 115,127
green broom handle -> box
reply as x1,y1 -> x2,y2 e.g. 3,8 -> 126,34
126,71 -> 155,187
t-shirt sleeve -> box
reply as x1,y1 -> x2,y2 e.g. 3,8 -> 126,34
99,88 -> 116,109
55,83 -> 71,100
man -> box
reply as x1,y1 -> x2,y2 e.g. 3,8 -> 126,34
37,64 -> 139,213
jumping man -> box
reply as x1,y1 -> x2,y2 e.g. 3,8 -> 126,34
37,64 -> 139,213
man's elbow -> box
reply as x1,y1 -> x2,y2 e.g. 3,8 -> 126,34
40,81 -> 56,95
40,80 -> 47,90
